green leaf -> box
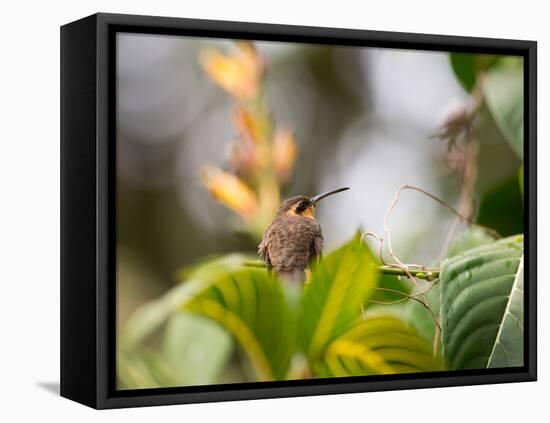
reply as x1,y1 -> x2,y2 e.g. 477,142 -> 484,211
446,227 -> 496,259
450,53 -> 499,92
487,257 -> 524,368
478,176 -> 524,237
440,235 -> 524,370
117,347 -> 179,389
364,283 -> 439,344
299,233 -> 378,360
408,284 -> 441,345
369,273 -> 412,303
483,60 -> 524,158
120,254 -> 296,383
120,254 -> 250,350
318,316 -> 443,377
162,313 -> 233,386
184,267 -> 296,381
415,228 -> 497,353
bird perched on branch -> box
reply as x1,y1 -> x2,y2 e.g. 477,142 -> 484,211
258,187 -> 350,283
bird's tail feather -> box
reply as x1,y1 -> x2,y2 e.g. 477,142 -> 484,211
277,268 -> 306,284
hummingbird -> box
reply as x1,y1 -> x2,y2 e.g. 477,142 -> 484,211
258,187 -> 350,283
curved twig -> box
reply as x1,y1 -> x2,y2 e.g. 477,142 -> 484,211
369,284 -> 442,332
360,232 -> 388,265
398,184 -> 501,239
383,187 -> 422,289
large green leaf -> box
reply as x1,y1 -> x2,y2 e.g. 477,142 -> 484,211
487,256 -> 524,368
184,267 -> 296,381
446,227 -> 496,259
440,235 -> 524,370
412,228 -> 497,355
120,254 -> 250,350
299,234 -> 378,360
317,316 -> 443,377
118,314 -> 235,390
483,59 -> 524,159
120,254 -> 296,382
162,313 -> 233,386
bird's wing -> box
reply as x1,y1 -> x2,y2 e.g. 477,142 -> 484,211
258,228 -> 272,270
309,222 -> 324,265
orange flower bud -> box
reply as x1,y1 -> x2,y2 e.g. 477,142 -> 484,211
272,129 -> 297,182
233,107 -> 264,145
201,166 -> 259,219
200,42 -> 263,100
230,141 -> 257,175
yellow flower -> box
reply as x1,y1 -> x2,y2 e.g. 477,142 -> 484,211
201,166 -> 259,219
272,129 -> 297,181
233,107 -> 264,145
200,42 -> 263,100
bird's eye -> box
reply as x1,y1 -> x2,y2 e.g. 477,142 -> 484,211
296,201 -> 308,212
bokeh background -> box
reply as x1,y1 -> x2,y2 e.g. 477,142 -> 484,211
116,33 -> 523,380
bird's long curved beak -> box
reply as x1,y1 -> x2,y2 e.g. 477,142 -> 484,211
309,187 -> 350,206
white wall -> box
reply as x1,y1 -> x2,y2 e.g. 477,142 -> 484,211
1,1 -> 546,421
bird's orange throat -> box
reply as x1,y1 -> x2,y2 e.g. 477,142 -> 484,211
302,208 -> 315,219
286,207 -> 316,220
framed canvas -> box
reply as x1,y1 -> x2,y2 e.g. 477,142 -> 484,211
60,13 -> 537,409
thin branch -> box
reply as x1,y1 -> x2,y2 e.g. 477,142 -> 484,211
393,184 -> 500,239
372,283 -> 442,358
433,325 -> 441,358
360,232 -> 388,265
379,182 -> 500,346
383,186 -> 423,289
361,231 -> 429,270
368,284 -> 442,334
379,266 -> 439,281
370,297 -> 419,306
242,261 -> 268,268
370,279 -> 440,304
242,260 -> 440,281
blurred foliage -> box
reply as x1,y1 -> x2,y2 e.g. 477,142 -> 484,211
162,314 -> 233,386
200,42 -> 298,239
118,235 -> 444,388
299,233 -> 378,360
118,230 -> 525,389
369,273 -> 412,303
446,227 -> 496,258
118,346 -> 179,389
483,59 -> 524,159
450,52 -> 499,92
319,316 -> 443,377
449,53 -> 524,184
120,254 -> 250,351
478,176 -> 524,236
117,45 -> 526,389
185,266 -> 296,381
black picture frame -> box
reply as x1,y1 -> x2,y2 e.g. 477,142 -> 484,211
60,12 -> 537,409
